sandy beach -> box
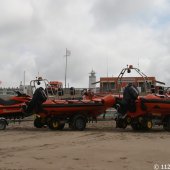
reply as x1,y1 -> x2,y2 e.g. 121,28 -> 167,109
0,120 -> 170,170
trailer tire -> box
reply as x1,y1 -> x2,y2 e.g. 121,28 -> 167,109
34,117 -> 44,128
72,115 -> 87,131
48,119 -> 65,130
0,119 -> 7,130
144,120 -> 153,130
116,118 -> 127,129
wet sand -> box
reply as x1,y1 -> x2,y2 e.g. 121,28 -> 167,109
0,121 -> 170,170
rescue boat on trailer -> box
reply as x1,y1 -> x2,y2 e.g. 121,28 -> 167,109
0,77 -> 115,131
0,92 -> 31,130
23,78 -> 115,131
114,65 -> 170,131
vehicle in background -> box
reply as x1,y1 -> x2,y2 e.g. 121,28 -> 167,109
47,81 -> 63,95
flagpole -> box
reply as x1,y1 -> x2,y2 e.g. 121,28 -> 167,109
64,48 -> 71,89
65,48 -> 68,89
23,70 -> 25,93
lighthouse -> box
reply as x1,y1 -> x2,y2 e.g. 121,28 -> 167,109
89,70 -> 96,93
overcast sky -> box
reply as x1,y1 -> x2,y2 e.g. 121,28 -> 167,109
0,0 -> 170,88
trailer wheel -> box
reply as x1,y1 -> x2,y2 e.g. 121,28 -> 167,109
48,119 -> 65,130
71,115 -> 87,131
116,118 -> 127,129
34,117 -> 44,128
145,120 -> 153,130
0,119 -> 7,130
163,117 -> 170,131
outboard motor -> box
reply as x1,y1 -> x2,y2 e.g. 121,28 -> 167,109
115,83 -> 139,129
118,83 -> 139,116
24,87 -> 47,116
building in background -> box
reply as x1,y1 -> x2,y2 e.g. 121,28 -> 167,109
89,70 -> 96,92
0,87 -> 19,95
100,76 -> 157,93
0,85 -> 32,96
19,85 -> 33,96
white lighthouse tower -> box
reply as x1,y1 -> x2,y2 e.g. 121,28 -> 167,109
89,69 -> 96,93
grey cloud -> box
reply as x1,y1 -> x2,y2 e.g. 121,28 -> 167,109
91,0 -> 170,30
